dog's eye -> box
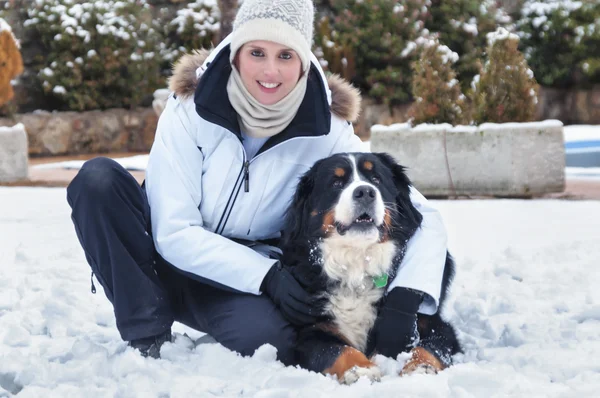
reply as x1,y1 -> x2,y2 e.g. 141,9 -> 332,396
332,179 -> 344,188
370,176 -> 380,185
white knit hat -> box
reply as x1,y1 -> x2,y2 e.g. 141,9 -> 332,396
229,0 -> 315,72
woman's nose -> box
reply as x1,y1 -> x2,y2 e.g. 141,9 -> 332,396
263,58 -> 278,76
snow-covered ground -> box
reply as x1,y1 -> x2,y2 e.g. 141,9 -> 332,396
1,187 -> 599,397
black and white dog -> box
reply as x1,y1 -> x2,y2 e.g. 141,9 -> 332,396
281,152 -> 461,384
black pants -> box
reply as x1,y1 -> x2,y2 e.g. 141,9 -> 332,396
66,157 -> 297,365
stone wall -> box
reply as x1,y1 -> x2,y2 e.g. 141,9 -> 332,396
0,107 -> 158,156
536,85 -> 600,126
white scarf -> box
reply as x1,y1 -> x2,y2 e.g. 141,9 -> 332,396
226,66 -> 308,138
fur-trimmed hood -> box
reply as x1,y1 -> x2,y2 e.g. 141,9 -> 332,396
168,49 -> 362,122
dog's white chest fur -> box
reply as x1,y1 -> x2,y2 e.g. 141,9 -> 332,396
319,236 -> 397,351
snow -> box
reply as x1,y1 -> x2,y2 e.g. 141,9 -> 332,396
522,0 -> 584,17
0,123 -> 26,136
0,18 -> 21,48
486,27 -> 520,47
33,154 -> 149,171
171,0 -> 220,36
1,188 -> 599,396
563,125 -> 600,143
566,167 -> 600,180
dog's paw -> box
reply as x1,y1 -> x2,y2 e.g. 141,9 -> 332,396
341,365 -> 382,384
401,362 -> 439,376
400,347 -> 445,376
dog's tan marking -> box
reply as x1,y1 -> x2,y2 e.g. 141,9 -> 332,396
310,210 -> 318,217
380,209 -> 393,243
363,160 -> 373,171
321,209 -> 336,235
400,347 -> 445,375
334,167 -> 345,177
324,346 -> 377,380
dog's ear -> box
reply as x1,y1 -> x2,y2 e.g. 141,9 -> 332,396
374,152 -> 423,234
282,168 -> 316,246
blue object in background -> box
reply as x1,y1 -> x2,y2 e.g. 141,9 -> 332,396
565,140 -> 600,167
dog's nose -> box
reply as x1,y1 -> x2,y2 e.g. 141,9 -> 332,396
353,185 -> 376,203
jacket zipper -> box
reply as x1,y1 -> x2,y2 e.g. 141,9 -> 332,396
244,161 -> 250,192
215,151 -> 246,234
216,136 -> 314,236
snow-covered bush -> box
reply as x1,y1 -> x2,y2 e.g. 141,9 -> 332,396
424,0 -> 512,95
158,0 -> 220,64
516,0 -> 600,87
24,0 -> 164,111
315,0 -> 430,106
408,36 -> 466,125
0,17 -> 23,107
471,28 -> 539,124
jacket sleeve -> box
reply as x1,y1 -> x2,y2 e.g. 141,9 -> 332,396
330,121 -> 448,315
145,97 -> 277,294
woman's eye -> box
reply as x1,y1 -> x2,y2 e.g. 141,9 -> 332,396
332,180 -> 343,188
371,176 -> 380,185
250,50 -> 264,57
280,52 -> 292,60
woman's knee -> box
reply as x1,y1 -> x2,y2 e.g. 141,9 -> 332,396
67,157 -> 127,206
230,321 -> 297,365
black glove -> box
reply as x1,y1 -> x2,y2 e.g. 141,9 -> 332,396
372,287 -> 423,358
261,262 -> 323,326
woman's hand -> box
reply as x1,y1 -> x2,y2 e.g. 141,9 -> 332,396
261,262 -> 324,326
372,287 -> 423,358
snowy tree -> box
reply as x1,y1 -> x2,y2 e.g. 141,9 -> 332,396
408,36 -> 466,125
471,27 -> 539,124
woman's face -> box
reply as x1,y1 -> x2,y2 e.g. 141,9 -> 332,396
235,40 -> 303,105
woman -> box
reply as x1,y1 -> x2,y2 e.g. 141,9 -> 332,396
67,0 -> 449,365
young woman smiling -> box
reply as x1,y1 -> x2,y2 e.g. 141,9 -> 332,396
66,0 -> 450,366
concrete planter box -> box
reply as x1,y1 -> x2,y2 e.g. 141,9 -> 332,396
0,123 -> 28,183
370,120 -> 565,197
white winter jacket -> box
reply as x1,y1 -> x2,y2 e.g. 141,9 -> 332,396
145,36 -> 448,314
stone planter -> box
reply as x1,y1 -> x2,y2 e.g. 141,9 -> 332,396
370,120 -> 566,197
0,123 -> 28,182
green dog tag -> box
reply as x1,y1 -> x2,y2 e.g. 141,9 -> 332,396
373,273 -> 388,288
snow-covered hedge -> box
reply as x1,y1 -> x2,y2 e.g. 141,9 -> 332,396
516,0 -> 600,87
406,28 -> 539,126
17,0 -> 219,112
314,0 -> 511,106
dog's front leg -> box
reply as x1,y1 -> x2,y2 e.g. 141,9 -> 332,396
400,312 -> 461,375
296,325 -> 381,384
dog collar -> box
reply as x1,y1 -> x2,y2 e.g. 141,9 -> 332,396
373,273 -> 388,288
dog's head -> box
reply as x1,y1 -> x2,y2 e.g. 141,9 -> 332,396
283,152 -> 423,248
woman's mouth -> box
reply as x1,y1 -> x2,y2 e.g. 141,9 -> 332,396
258,81 -> 281,92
